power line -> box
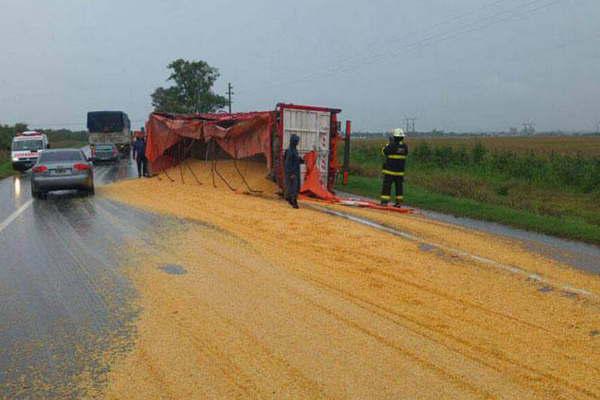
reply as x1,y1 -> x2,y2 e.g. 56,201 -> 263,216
238,0 -> 565,96
350,30 -> 600,102
404,117 -> 417,134
354,0 -> 562,68
231,0 -> 509,78
522,121 -> 536,135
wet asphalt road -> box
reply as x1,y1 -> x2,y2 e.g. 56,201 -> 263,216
0,158 -> 156,398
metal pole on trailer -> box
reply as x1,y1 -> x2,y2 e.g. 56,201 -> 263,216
179,140 -> 185,184
205,139 -> 216,188
160,144 -> 175,183
232,142 -> 262,194
343,120 -> 351,185
182,138 -> 202,186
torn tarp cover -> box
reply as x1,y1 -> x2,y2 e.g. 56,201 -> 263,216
145,111 -> 275,170
300,151 -> 339,201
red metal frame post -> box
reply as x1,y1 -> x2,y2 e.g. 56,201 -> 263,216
343,120 -> 351,185
276,106 -> 285,189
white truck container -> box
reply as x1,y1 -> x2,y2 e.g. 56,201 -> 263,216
278,104 -> 339,188
11,131 -> 49,171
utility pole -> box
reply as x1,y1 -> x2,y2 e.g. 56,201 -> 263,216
226,82 -> 234,114
522,121 -> 535,135
404,117 -> 417,134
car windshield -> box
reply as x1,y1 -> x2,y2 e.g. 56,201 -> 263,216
39,151 -> 84,162
12,140 -> 43,151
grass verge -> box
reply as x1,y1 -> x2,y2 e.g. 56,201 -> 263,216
0,159 -> 14,180
338,175 -> 600,245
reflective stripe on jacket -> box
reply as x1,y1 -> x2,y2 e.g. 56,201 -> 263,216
382,140 -> 408,175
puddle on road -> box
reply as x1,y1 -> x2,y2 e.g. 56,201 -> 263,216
159,264 -> 187,275
560,290 -> 578,299
418,243 -> 436,252
538,286 -> 554,293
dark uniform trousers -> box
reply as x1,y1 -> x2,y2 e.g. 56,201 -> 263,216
136,156 -> 148,178
381,173 -> 404,204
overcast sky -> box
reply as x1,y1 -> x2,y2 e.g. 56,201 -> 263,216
0,0 -> 598,132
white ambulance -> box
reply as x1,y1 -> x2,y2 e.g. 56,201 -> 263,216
11,131 -> 49,171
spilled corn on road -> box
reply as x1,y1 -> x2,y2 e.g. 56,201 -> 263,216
1,159 -> 599,399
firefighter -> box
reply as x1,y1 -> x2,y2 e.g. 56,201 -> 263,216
381,128 -> 408,207
284,134 -> 303,209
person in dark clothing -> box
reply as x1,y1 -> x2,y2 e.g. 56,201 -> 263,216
284,134 -> 304,209
381,128 -> 408,207
132,136 -> 148,178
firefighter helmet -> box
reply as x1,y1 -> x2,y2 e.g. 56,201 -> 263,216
393,128 -> 405,138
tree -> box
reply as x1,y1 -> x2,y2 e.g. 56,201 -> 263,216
151,59 -> 228,114
0,123 -> 28,151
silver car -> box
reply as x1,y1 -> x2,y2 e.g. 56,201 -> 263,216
92,143 -> 120,163
31,149 -> 95,199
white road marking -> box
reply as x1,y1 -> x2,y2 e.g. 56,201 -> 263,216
313,205 -> 597,300
0,200 -> 34,235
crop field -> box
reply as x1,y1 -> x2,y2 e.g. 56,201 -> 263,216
407,135 -> 600,156
355,135 -> 600,157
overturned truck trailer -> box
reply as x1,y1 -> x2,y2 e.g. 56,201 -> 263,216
145,103 -> 344,197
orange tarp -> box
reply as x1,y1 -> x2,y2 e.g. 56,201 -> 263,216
145,111 -> 275,170
300,151 -> 338,201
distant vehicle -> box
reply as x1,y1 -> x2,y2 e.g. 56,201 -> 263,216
11,131 -> 49,171
30,149 -> 94,199
87,111 -> 131,157
91,143 -> 120,162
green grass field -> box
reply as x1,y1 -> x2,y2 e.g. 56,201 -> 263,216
337,135 -> 600,244
0,159 -> 12,180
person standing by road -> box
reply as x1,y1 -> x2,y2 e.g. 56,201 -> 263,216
380,128 -> 408,207
133,135 -> 148,178
284,134 -> 303,209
